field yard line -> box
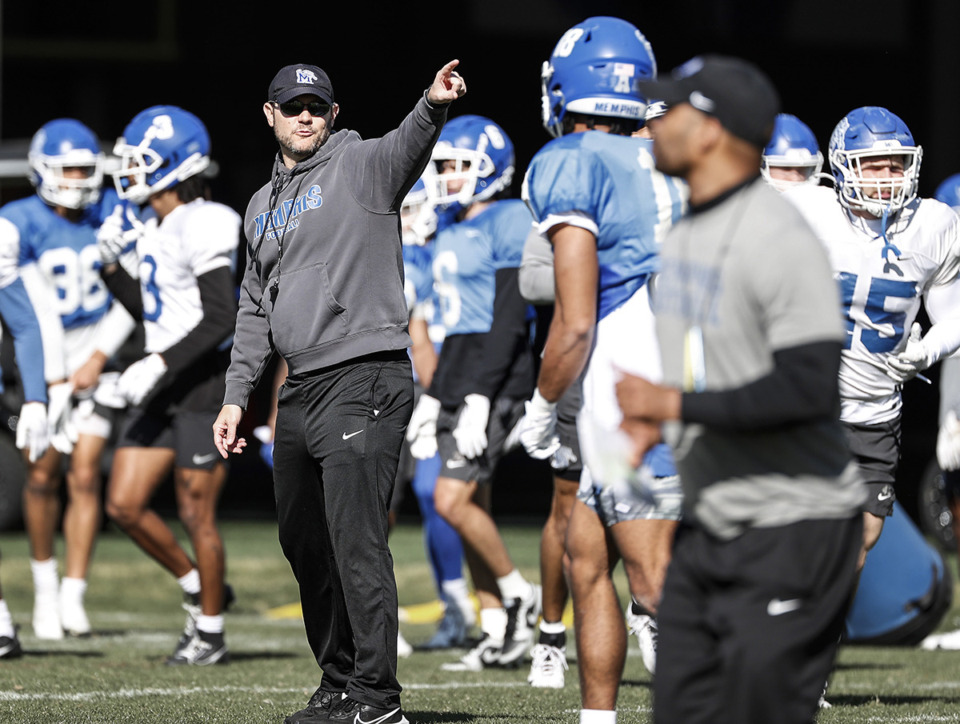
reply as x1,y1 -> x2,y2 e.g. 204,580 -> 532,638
0,681 -> 529,702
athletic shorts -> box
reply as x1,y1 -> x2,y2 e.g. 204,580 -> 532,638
843,419 -> 900,517
116,407 -> 223,471
436,396 -> 524,484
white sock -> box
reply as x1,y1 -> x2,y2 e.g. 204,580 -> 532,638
31,558 -> 59,596
539,620 -> 566,635
580,709 -> 617,724
177,569 -> 201,596
496,569 -> 529,601
60,577 -> 87,605
0,600 -> 14,638
441,578 -> 475,625
195,614 -> 224,635
479,607 -> 508,642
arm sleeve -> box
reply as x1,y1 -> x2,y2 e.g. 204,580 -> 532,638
19,262 -> 67,383
921,275 -> 960,361
518,225 -> 556,305
681,340 -> 841,430
161,265 -> 237,376
0,277 -> 47,403
224,255 -> 274,409
100,264 -> 144,319
467,267 -> 530,399
94,300 -> 137,360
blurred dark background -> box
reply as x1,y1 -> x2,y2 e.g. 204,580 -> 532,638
0,0 -> 955,526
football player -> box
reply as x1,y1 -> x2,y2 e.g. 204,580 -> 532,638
0,118 -> 137,639
784,107 -> 960,571
514,16 -> 688,716
99,105 -> 240,665
761,113 -> 825,191
405,114 -> 542,672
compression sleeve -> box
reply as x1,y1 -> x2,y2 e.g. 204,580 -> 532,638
160,266 -> 237,376
681,340 -> 841,430
101,264 -> 144,319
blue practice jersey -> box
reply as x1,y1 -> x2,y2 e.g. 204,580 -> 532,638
402,242 -> 436,315
523,131 -> 687,320
428,199 -> 536,407
432,199 -> 533,336
0,190 -> 124,331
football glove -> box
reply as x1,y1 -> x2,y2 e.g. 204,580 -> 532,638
406,394 -> 441,460
938,410 -> 960,472
97,204 -> 137,265
517,389 -> 560,460
46,381 -> 75,454
885,323 -> 936,383
453,394 -> 490,460
117,353 -> 168,406
15,401 -> 49,463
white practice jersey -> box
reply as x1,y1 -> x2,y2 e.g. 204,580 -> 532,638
136,199 -> 240,354
785,185 -> 960,424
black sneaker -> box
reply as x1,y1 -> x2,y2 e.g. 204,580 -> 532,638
165,631 -> 229,666
284,688 -> 345,724
327,696 -> 408,724
0,630 -> 22,659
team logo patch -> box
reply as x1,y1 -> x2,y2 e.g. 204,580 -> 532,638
296,69 -> 318,85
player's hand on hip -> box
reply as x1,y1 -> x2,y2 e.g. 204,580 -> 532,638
453,394 -> 490,459
213,404 -> 247,458
117,353 -> 167,406
517,389 -> 560,460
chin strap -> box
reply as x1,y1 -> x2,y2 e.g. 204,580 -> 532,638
877,206 -> 902,263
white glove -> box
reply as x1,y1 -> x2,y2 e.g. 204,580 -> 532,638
453,394 -> 490,460
938,410 -> 960,471
406,394 -> 441,460
885,323 -> 936,383
46,381 -> 74,454
15,401 -> 49,463
517,389 -> 560,460
97,203 -> 140,265
117,353 -> 168,406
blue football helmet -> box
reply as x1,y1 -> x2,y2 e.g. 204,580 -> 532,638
431,115 -> 514,207
28,119 -> 104,210
112,105 -> 211,204
828,106 -> 922,217
761,114 -> 824,192
935,173 -> 960,210
401,165 -> 439,246
541,16 -> 657,138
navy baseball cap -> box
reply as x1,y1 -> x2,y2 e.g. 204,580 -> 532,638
268,64 -> 335,105
638,55 -> 779,150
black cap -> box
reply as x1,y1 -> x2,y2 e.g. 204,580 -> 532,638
638,55 -> 780,150
268,64 -> 335,105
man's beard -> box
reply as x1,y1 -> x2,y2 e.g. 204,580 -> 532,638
278,126 -> 330,162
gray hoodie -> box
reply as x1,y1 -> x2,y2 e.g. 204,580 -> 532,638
224,93 -> 447,409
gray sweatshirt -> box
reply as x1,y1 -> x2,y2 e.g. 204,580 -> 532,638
224,93 -> 447,409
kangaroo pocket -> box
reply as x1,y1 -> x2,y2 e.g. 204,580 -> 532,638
269,262 -> 348,355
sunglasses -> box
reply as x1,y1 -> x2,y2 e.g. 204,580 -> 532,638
273,100 -> 331,117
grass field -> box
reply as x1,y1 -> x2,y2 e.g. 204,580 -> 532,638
0,519 -> 959,723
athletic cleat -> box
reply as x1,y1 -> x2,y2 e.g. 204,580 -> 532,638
284,688 -> 344,724
327,695 -> 409,724
441,633 -> 502,671
500,584 -> 540,666
165,631 -> 229,666
419,599 -> 469,650
32,594 -> 64,640
172,583 -> 235,659
921,628 -> 960,650
527,643 -> 567,688
626,607 -> 657,674
0,630 -> 22,659
60,599 -> 91,637
397,630 -> 413,658
818,681 -> 832,709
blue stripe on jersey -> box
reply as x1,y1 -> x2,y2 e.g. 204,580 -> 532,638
432,199 -> 533,336
0,191 -> 124,330
524,131 -> 686,320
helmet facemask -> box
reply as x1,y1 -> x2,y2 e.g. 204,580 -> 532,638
831,146 -> 922,218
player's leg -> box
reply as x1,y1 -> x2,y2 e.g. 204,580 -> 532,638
23,447 -> 65,639
566,497 -> 625,714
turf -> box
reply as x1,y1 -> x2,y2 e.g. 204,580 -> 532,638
0,520 -> 959,723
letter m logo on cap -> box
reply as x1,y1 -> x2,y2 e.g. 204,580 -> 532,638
296,69 -> 318,84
